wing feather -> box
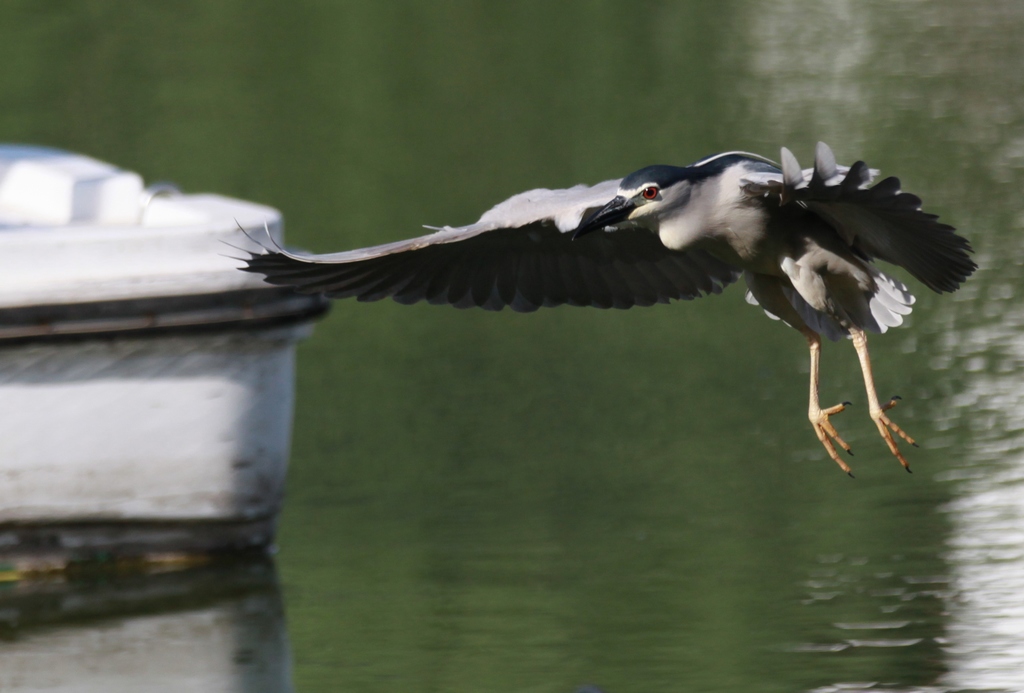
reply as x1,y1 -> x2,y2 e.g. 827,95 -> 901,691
534,251 -> 568,308
740,142 -> 975,293
392,253 -> 451,305
469,255 -> 498,309
448,251 -> 484,309
636,261 -> 685,302
577,254 -> 618,309
595,263 -> 637,310
239,180 -> 743,312
611,259 -> 660,307
514,251 -> 547,310
333,253 -> 418,298
424,248 -> 463,305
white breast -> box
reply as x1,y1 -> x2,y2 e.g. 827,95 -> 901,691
658,163 -> 771,268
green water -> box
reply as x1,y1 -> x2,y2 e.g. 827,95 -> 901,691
2,2 -> 1024,691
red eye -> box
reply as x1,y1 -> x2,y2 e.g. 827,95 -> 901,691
641,186 -> 658,200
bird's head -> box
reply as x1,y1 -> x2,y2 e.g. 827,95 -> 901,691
572,153 -> 779,240
572,165 -> 692,239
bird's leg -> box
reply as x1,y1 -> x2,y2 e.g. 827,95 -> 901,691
804,330 -> 854,474
848,327 -> 916,471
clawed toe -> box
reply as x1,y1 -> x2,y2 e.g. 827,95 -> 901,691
807,329 -> 922,477
879,397 -> 917,444
871,408 -> 915,471
810,403 -> 854,473
811,397 -> 920,475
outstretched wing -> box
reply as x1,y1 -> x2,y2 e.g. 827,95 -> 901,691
740,142 -> 976,293
239,180 -> 740,312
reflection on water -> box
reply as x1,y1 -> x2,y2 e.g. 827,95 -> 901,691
744,0 -> 877,149
786,552 -> 952,691
938,277 -> 1024,690
943,465 -> 1024,691
0,558 -> 291,693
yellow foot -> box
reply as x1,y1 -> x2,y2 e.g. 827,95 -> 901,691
871,396 -> 918,472
810,401 -> 854,475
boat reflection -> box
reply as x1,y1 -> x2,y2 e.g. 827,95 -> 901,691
0,555 -> 292,692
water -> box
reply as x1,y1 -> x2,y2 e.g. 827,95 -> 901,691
1,1 -> 1024,691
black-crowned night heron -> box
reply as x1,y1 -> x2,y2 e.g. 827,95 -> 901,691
239,142 -> 975,475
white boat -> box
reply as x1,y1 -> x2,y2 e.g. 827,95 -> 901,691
0,146 -> 326,571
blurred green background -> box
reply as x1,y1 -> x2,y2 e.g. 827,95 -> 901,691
2,2 -> 1023,691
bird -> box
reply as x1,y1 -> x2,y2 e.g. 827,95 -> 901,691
237,142 -> 975,475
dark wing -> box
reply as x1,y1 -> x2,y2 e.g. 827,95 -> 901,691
740,142 -> 976,293
238,181 -> 740,312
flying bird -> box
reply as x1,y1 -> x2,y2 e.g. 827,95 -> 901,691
238,142 -> 975,475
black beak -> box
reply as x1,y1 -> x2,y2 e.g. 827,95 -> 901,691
572,195 -> 635,240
